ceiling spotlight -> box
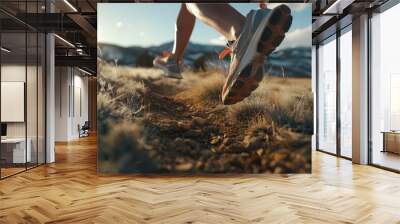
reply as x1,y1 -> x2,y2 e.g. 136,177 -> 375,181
54,34 -> 75,48
78,67 -> 93,76
322,0 -> 354,15
63,0 -> 78,12
322,0 -> 341,15
1,47 -> 11,53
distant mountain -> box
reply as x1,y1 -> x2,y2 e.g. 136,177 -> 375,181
98,41 -> 222,66
267,47 -> 311,77
98,41 -> 311,77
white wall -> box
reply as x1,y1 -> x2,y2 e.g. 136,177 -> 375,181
1,63 -> 46,164
1,65 -> 26,139
71,73 -> 89,138
1,65 -> 36,138
54,67 -> 89,141
55,67 -> 69,141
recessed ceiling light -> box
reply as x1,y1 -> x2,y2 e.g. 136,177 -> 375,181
1,47 -> 11,53
78,67 -> 93,76
63,0 -> 78,12
54,34 -> 75,48
323,0 -> 342,14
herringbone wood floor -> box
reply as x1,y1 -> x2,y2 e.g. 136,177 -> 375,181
1,136 -> 400,224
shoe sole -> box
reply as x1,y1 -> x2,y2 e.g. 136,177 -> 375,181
222,5 -> 292,105
154,62 -> 183,79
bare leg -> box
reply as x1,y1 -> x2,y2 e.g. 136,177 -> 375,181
185,3 -> 245,41
172,4 -> 195,64
154,3 -> 246,79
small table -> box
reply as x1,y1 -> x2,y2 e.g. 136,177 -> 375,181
1,138 -> 32,164
381,131 -> 400,154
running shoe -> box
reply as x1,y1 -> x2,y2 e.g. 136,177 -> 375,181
221,5 -> 292,105
153,51 -> 183,79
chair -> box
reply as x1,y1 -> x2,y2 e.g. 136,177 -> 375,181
78,121 -> 90,138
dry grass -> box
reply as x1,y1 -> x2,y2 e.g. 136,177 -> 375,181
228,96 -> 269,124
99,121 -> 157,173
99,60 -> 164,81
251,76 -> 311,102
177,71 -> 225,106
97,62 -> 150,158
229,76 -> 313,134
247,116 -> 275,136
98,62 -> 148,121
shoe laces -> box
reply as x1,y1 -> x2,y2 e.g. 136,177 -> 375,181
218,40 -> 236,60
162,51 -> 182,65
162,51 -> 172,58
218,1 -> 266,60
218,47 -> 232,60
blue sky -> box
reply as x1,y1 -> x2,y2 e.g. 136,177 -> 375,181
98,3 -> 311,49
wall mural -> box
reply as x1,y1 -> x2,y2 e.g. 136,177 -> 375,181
97,3 -> 313,174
